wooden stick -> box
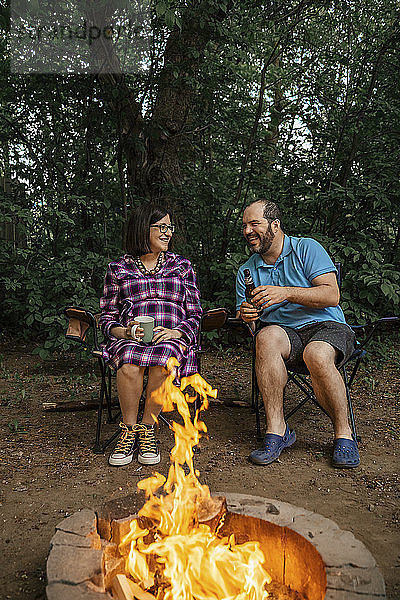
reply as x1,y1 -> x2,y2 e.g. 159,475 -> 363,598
129,581 -> 157,600
221,399 -> 249,407
208,397 -> 249,407
111,575 -> 156,600
42,399 -> 119,412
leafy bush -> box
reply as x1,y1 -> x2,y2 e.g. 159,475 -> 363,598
318,234 -> 400,324
1,242 -> 107,358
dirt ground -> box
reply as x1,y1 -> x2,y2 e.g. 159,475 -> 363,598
0,338 -> 399,600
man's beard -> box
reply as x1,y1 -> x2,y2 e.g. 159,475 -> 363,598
247,224 -> 275,255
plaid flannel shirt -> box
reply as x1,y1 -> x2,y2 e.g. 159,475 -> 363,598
98,252 -> 202,375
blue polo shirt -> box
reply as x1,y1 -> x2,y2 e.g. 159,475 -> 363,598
236,235 -> 347,329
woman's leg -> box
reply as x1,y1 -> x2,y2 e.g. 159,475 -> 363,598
142,365 -> 168,424
116,363 -> 145,425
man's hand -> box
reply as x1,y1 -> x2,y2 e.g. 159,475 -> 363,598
252,285 -> 288,309
251,273 -> 340,309
239,301 -> 260,323
152,326 -> 183,344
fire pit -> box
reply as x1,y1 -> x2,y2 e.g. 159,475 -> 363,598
46,493 -> 385,600
46,361 -> 385,599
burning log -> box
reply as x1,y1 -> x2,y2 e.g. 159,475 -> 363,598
197,494 -> 227,531
111,574 -> 156,600
102,542 -> 125,591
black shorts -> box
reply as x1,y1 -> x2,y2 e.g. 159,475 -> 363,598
258,320 -> 356,371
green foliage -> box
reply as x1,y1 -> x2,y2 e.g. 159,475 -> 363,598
1,233 -> 108,358
0,199 -> 107,358
0,0 -> 399,359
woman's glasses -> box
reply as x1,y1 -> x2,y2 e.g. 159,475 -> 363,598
150,224 -> 175,233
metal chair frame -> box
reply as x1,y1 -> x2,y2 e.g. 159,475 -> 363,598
252,316 -> 398,439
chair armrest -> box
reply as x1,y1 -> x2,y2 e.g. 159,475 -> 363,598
350,316 -> 399,331
63,306 -> 99,348
201,308 -> 229,332
350,316 -> 399,350
196,308 -> 229,350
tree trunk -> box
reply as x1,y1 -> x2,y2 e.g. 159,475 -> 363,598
85,1 -> 227,217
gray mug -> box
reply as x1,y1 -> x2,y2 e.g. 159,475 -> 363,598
131,316 -> 155,344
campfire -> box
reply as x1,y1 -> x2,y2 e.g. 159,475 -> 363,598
110,357 -> 272,600
46,357 -> 386,600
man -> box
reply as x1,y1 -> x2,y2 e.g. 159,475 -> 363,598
236,199 -> 359,468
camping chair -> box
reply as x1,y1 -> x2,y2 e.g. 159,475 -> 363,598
63,306 -> 228,453
226,264 -> 399,440
196,307 -> 229,373
194,307 -> 229,412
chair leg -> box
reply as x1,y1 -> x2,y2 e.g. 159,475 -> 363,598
105,367 -> 114,423
284,374 -> 316,419
348,355 -> 363,388
310,397 -> 331,419
93,359 -> 122,454
93,364 -> 178,455
93,357 -> 107,454
101,428 -> 121,454
342,365 -> 360,443
158,413 -> 172,429
250,340 -> 262,437
251,341 -> 257,410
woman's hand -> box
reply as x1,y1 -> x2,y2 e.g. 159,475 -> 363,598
126,321 -> 144,341
110,325 -> 143,340
152,326 -> 183,343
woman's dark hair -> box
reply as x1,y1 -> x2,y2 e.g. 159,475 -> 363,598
124,203 -> 171,256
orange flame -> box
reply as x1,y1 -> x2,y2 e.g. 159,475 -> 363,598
121,358 -> 271,599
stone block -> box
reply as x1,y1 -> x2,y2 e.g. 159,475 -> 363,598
46,582 -> 112,600
56,509 -> 97,537
47,545 -> 103,586
326,566 -> 386,596
47,500 -> 386,600
311,528 -> 376,569
325,589 -> 385,600
97,492 -> 146,522
291,512 -> 340,540
223,493 -> 307,527
102,541 -> 126,590
97,515 -> 111,542
221,493 -> 385,598
50,530 -> 93,548
104,556 -> 126,592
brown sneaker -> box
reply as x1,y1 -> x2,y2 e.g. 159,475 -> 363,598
108,422 -> 138,466
137,423 -> 161,465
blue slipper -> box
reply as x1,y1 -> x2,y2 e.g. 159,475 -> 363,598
249,424 -> 296,465
332,437 -> 360,468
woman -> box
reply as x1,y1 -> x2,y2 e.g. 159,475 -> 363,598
99,203 -> 202,467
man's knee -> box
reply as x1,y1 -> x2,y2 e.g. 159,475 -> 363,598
256,325 -> 290,358
303,341 -> 338,372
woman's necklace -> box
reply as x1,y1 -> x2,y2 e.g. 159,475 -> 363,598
134,252 -> 165,276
